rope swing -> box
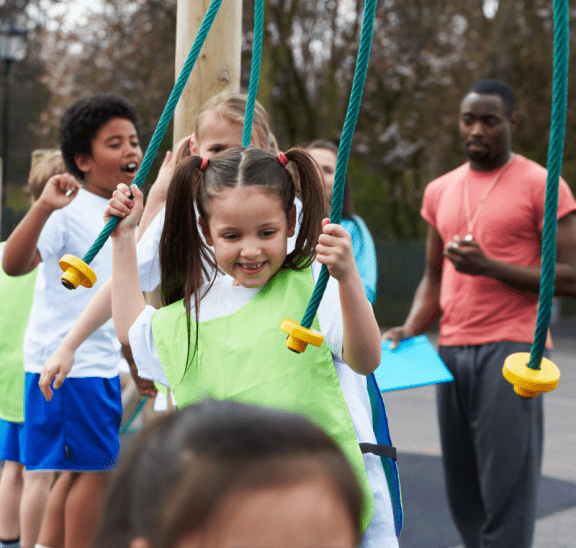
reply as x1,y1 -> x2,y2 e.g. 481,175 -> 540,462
502,0 -> 568,397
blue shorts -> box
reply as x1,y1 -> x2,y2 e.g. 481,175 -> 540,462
0,418 -> 25,464
24,373 -> 122,471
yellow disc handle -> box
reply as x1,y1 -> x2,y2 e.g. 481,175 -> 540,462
59,254 -> 97,290
502,352 -> 560,399
280,318 -> 324,354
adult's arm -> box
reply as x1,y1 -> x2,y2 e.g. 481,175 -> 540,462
382,223 -> 444,349
444,212 -> 576,297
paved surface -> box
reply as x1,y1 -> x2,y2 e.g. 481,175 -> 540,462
383,324 -> 576,548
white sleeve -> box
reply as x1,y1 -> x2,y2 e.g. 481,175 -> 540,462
136,208 -> 165,292
312,261 -> 344,358
128,305 -> 169,386
36,209 -> 67,262
287,197 -> 303,254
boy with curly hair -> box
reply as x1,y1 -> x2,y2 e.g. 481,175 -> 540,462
2,94 -> 143,548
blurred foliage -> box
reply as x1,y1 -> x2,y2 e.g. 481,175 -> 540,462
3,0 -> 576,241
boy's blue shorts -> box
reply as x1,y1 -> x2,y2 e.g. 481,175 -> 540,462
24,373 -> 122,472
0,418 -> 25,464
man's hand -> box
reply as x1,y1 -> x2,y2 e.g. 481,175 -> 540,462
444,235 -> 493,275
381,326 -> 414,350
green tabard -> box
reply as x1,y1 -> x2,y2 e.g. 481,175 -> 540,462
152,267 -> 374,530
0,242 -> 38,422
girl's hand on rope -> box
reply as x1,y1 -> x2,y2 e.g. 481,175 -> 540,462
316,218 -> 356,282
104,184 -> 144,237
39,345 -> 75,402
37,174 -> 80,212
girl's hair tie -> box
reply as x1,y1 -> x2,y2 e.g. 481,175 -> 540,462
199,157 -> 209,172
277,152 -> 289,167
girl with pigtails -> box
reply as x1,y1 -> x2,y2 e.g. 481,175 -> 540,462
105,146 -> 398,547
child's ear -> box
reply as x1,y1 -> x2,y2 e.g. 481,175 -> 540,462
190,133 -> 199,156
199,217 -> 213,245
287,205 -> 297,238
74,153 -> 91,175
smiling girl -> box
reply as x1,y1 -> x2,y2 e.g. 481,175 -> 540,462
105,146 -> 398,546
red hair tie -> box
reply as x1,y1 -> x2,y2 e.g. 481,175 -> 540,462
278,152 -> 289,167
199,157 -> 209,172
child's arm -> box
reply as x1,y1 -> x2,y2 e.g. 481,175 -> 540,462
39,278 -> 114,401
2,174 -> 80,276
137,150 -> 172,241
105,184 -> 146,346
316,219 -> 381,375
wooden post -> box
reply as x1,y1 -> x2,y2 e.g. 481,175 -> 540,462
173,0 -> 242,143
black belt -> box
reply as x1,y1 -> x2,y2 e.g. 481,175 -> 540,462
359,443 -> 397,461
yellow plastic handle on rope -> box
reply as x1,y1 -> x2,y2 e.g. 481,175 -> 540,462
59,254 -> 97,290
280,318 -> 324,353
502,352 -> 560,398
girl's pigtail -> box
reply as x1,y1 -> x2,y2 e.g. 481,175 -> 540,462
284,149 -> 326,269
161,156 -> 205,307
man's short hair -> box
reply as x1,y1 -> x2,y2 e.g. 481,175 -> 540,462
463,79 -> 516,117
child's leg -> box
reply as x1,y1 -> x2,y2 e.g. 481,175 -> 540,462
19,471 -> 53,548
64,472 -> 109,548
0,461 -> 25,542
36,473 -> 77,548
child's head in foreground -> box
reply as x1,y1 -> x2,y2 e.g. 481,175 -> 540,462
27,149 -> 67,202
95,400 -> 363,548
159,146 -> 326,306
58,93 -> 142,194
191,90 -> 278,156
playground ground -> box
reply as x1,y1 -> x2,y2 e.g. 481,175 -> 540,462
386,319 -> 576,548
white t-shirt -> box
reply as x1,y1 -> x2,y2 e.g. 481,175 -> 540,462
24,188 -> 120,377
135,198 -> 304,292
129,261 -> 397,547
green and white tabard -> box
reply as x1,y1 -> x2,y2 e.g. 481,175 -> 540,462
0,242 -> 38,422
152,267 -> 374,530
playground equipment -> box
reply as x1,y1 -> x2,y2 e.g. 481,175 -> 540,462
502,0 -> 568,399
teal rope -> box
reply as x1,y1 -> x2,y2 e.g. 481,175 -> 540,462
528,0 -> 569,370
242,0 -> 264,147
119,396 -> 148,435
301,0 -> 377,329
81,0 -> 223,266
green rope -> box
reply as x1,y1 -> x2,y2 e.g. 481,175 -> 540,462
301,0 -> 377,329
242,0 -> 264,147
528,0 -> 569,370
81,0 -> 223,266
119,396 -> 148,435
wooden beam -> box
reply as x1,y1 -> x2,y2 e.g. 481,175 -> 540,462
174,0 -> 242,143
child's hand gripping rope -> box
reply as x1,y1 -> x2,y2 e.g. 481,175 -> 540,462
103,184 -> 144,235
39,184 -> 145,402
315,218 -> 357,282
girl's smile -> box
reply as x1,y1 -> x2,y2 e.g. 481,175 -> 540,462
201,186 -> 295,288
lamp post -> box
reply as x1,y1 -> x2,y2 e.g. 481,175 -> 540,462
0,22 -> 26,240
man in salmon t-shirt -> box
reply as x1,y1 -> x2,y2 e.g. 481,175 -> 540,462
383,79 -> 576,548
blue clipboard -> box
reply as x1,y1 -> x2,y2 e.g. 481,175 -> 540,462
374,335 -> 453,392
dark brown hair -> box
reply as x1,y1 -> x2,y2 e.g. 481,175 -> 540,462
94,400 -> 363,548
159,146 -> 325,367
